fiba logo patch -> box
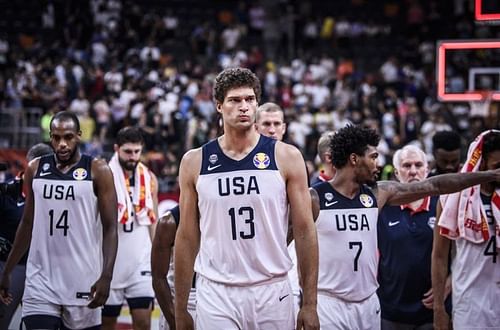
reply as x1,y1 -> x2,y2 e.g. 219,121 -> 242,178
42,163 -> 50,171
209,154 -> 218,164
73,168 -> 88,180
325,192 -> 334,201
359,194 -> 374,208
253,153 -> 270,169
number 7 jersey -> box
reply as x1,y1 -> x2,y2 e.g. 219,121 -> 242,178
312,181 -> 379,301
25,154 -> 102,305
195,135 -> 291,285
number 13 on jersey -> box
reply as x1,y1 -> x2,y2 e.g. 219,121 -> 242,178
228,206 -> 255,240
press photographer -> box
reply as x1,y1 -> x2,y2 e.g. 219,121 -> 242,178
0,143 -> 53,328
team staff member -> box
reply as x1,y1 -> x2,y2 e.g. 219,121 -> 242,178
377,145 -> 448,329
0,111 -> 118,329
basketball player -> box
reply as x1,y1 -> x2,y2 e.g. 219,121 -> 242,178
429,130 -> 462,176
254,102 -> 287,140
0,111 -> 118,329
310,125 -> 500,329
174,67 -> 319,330
151,205 -> 197,330
254,102 -> 302,322
377,145 -> 445,329
103,127 -> 158,330
432,131 -> 500,330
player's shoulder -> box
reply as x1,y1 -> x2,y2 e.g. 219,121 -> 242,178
275,140 -> 303,162
181,147 -> 203,163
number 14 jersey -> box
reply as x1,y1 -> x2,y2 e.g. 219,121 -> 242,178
312,182 -> 378,302
25,154 -> 102,305
195,135 -> 291,285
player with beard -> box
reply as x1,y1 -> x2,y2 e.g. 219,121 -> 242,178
103,127 -> 158,330
0,111 -> 118,329
310,125 -> 500,329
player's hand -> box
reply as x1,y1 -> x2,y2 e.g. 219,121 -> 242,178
296,304 -> 320,330
421,287 -> 433,309
0,273 -> 12,305
175,309 -> 194,330
433,308 -> 450,330
87,275 -> 111,308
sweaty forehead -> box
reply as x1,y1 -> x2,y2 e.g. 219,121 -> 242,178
51,119 -> 78,132
258,112 -> 284,124
225,87 -> 256,99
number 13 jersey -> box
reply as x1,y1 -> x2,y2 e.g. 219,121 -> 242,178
312,182 -> 379,302
195,135 -> 291,285
25,154 -> 102,305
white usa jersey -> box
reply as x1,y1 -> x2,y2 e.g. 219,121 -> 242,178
24,154 -> 102,305
450,194 -> 500,328
195,135 -> 291,285
313,182 -> 379,301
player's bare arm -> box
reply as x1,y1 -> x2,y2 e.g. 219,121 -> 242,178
0,159 -> 38,304
309,187 -> 320,222
277,142 -> 319,330
374,169 -> 500,209
89,158 -> 118,308
152,211 -> 177,329
174,148 -> 201,330
431,201 -> 452,330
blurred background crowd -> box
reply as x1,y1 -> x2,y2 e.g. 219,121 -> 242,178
0,0 -> 499,199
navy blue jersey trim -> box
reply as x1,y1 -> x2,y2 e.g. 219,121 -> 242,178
200,134 -> 279,175
34,154 -> 93,181
313,182 -> 378,210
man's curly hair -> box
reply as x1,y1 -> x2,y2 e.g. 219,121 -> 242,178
330,125 -> 380,169
213,67 -> 262,104
482,130 -> 500,162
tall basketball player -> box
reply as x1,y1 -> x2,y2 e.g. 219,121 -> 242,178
310,125 -> 500,329
0,111 -> 118,329
174,67 -> 319,330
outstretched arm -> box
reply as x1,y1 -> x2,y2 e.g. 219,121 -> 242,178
278,143 -> 319,330
432,201 -> 452,330
174,149 -> 201,330
376,169 -> 500,208
152,210 -> 177,329
89,158 -> 118,308
0,161 -> 37,304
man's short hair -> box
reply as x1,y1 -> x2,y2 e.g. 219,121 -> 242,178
50,111 -> 80,132
115,126 -> 145,146
432,130 -> 461,153
393,144 -> 427,170
317,131 -> 335,162
27,143 -> 53,162
482,130 -> 500,161
330,125 -> 380,169
256,102 -> 284,122
213,67 -> 262,104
